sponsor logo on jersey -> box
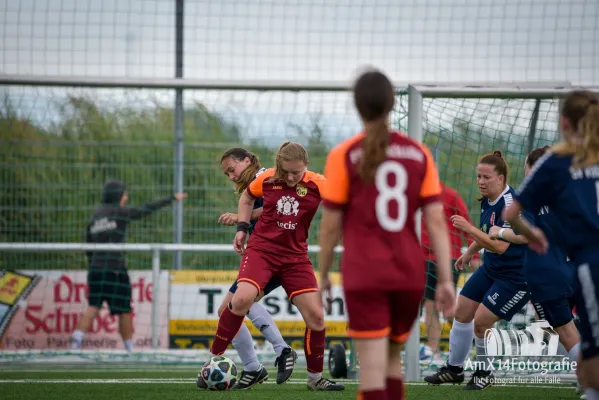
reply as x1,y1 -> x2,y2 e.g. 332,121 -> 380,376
490,212 -> 496,226
296,184 -> 307,197
276,221 -> 297,230
276,196 -> 299,216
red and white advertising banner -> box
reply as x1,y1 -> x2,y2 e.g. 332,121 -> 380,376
0,270 -> 169,350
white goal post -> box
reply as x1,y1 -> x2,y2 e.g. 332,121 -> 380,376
404,82 -> 599,381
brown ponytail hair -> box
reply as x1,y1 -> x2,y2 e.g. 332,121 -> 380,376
353,68 -> 395,183
477,150 -> 509,201
526,146 -> 550,168
554,90 -> 599,168
267,141 -> 309,183
220,148 -> 262,195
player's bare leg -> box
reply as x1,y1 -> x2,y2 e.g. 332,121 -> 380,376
424,295 -> 478,386
554,322 -> 583,397
423,299 -> 442,355
217,291 -> 234,317
71,306 -> 100,349
387,341 -> 405,400
291,291 -> 344,391
118,313 -> 134,352
354,337 -> 388,399
579,354 -> 599,400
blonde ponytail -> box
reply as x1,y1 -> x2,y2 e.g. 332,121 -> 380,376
573,103 -> 599,168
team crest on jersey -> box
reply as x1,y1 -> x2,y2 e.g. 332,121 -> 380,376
277,196 -> 300,216
490,212 -> 496,226
296,184 -> 308,197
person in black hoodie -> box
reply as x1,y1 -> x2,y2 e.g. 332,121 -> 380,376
71,180 -> 187,352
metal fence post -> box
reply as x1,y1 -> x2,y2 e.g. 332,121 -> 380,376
151,248 -> 161,349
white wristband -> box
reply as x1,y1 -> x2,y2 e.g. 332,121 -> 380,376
498,228 -> 505,239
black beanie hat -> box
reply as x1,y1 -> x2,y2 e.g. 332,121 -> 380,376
101,180 -> 127,204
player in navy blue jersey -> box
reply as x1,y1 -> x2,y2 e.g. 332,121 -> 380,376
198,148 -> 295,390
424,151 -> 530,390
489,146 -> 580,378
504,91 -> 599,400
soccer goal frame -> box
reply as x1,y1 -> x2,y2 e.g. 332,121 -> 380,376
402,81 -> 599,382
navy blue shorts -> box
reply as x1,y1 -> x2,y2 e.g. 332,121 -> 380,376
229,277 -> 282,296
460,265 -> 530,321
532,297 -> 575,328
574,260 -> 599,360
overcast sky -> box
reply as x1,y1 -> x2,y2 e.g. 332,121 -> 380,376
1,0 -> 598,144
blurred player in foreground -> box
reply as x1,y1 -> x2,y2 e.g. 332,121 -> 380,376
503,90 -> 599,400
71,181 -> 186,352
489,146 -> 581,387
204,148 -> 295,389
420,183 -> 480,360
318,68 -> 456,400
425,151 -> 531,390
206,142 -> 345,391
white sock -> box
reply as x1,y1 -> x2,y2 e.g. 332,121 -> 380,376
475,336 -> 491,371
124,339 -> 133,352
307,371 -> 321,381
447,320 -> 474,368
247,302 -> 289,357
585,388 -> 599,400
71,330 -> 84,349
568,342 -> 580,365
232,322 -> 261,372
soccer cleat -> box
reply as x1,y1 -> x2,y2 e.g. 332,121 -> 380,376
230,365 -> 269,390
424,364 -> 465,385
463,369 -> 494,390
274,347 -> 297,384
307,377 -> 345,391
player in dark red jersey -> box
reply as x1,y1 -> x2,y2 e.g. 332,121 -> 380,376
318,68 -> 456,400
197,148 -> 295,390
207,142 -> 345,391
420,183 -> 480,359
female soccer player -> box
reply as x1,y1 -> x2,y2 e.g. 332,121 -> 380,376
489,146 -> 580,371
318,68 -> 456,400
503,90 -> 599,400
207,142 -> 345,391
198,148 -> 296,390
424,150 -> 531,390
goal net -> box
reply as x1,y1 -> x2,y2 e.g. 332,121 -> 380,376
0,83 -> 578,382
398,85 -> 578,381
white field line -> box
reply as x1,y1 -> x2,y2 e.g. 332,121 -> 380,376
0,378 -> 576,390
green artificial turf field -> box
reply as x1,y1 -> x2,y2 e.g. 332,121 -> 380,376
0,364 -> 581,400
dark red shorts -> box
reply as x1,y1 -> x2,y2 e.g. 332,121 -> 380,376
344,288 -> 424,343
237,247 -> 319,302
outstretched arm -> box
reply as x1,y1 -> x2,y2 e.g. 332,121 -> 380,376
125,193 -> 187,220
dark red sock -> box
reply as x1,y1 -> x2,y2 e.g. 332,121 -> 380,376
304,327 -> 325,373
357,390 -> 387,400
209,306 -> 245,355
386,378 -> 404,400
